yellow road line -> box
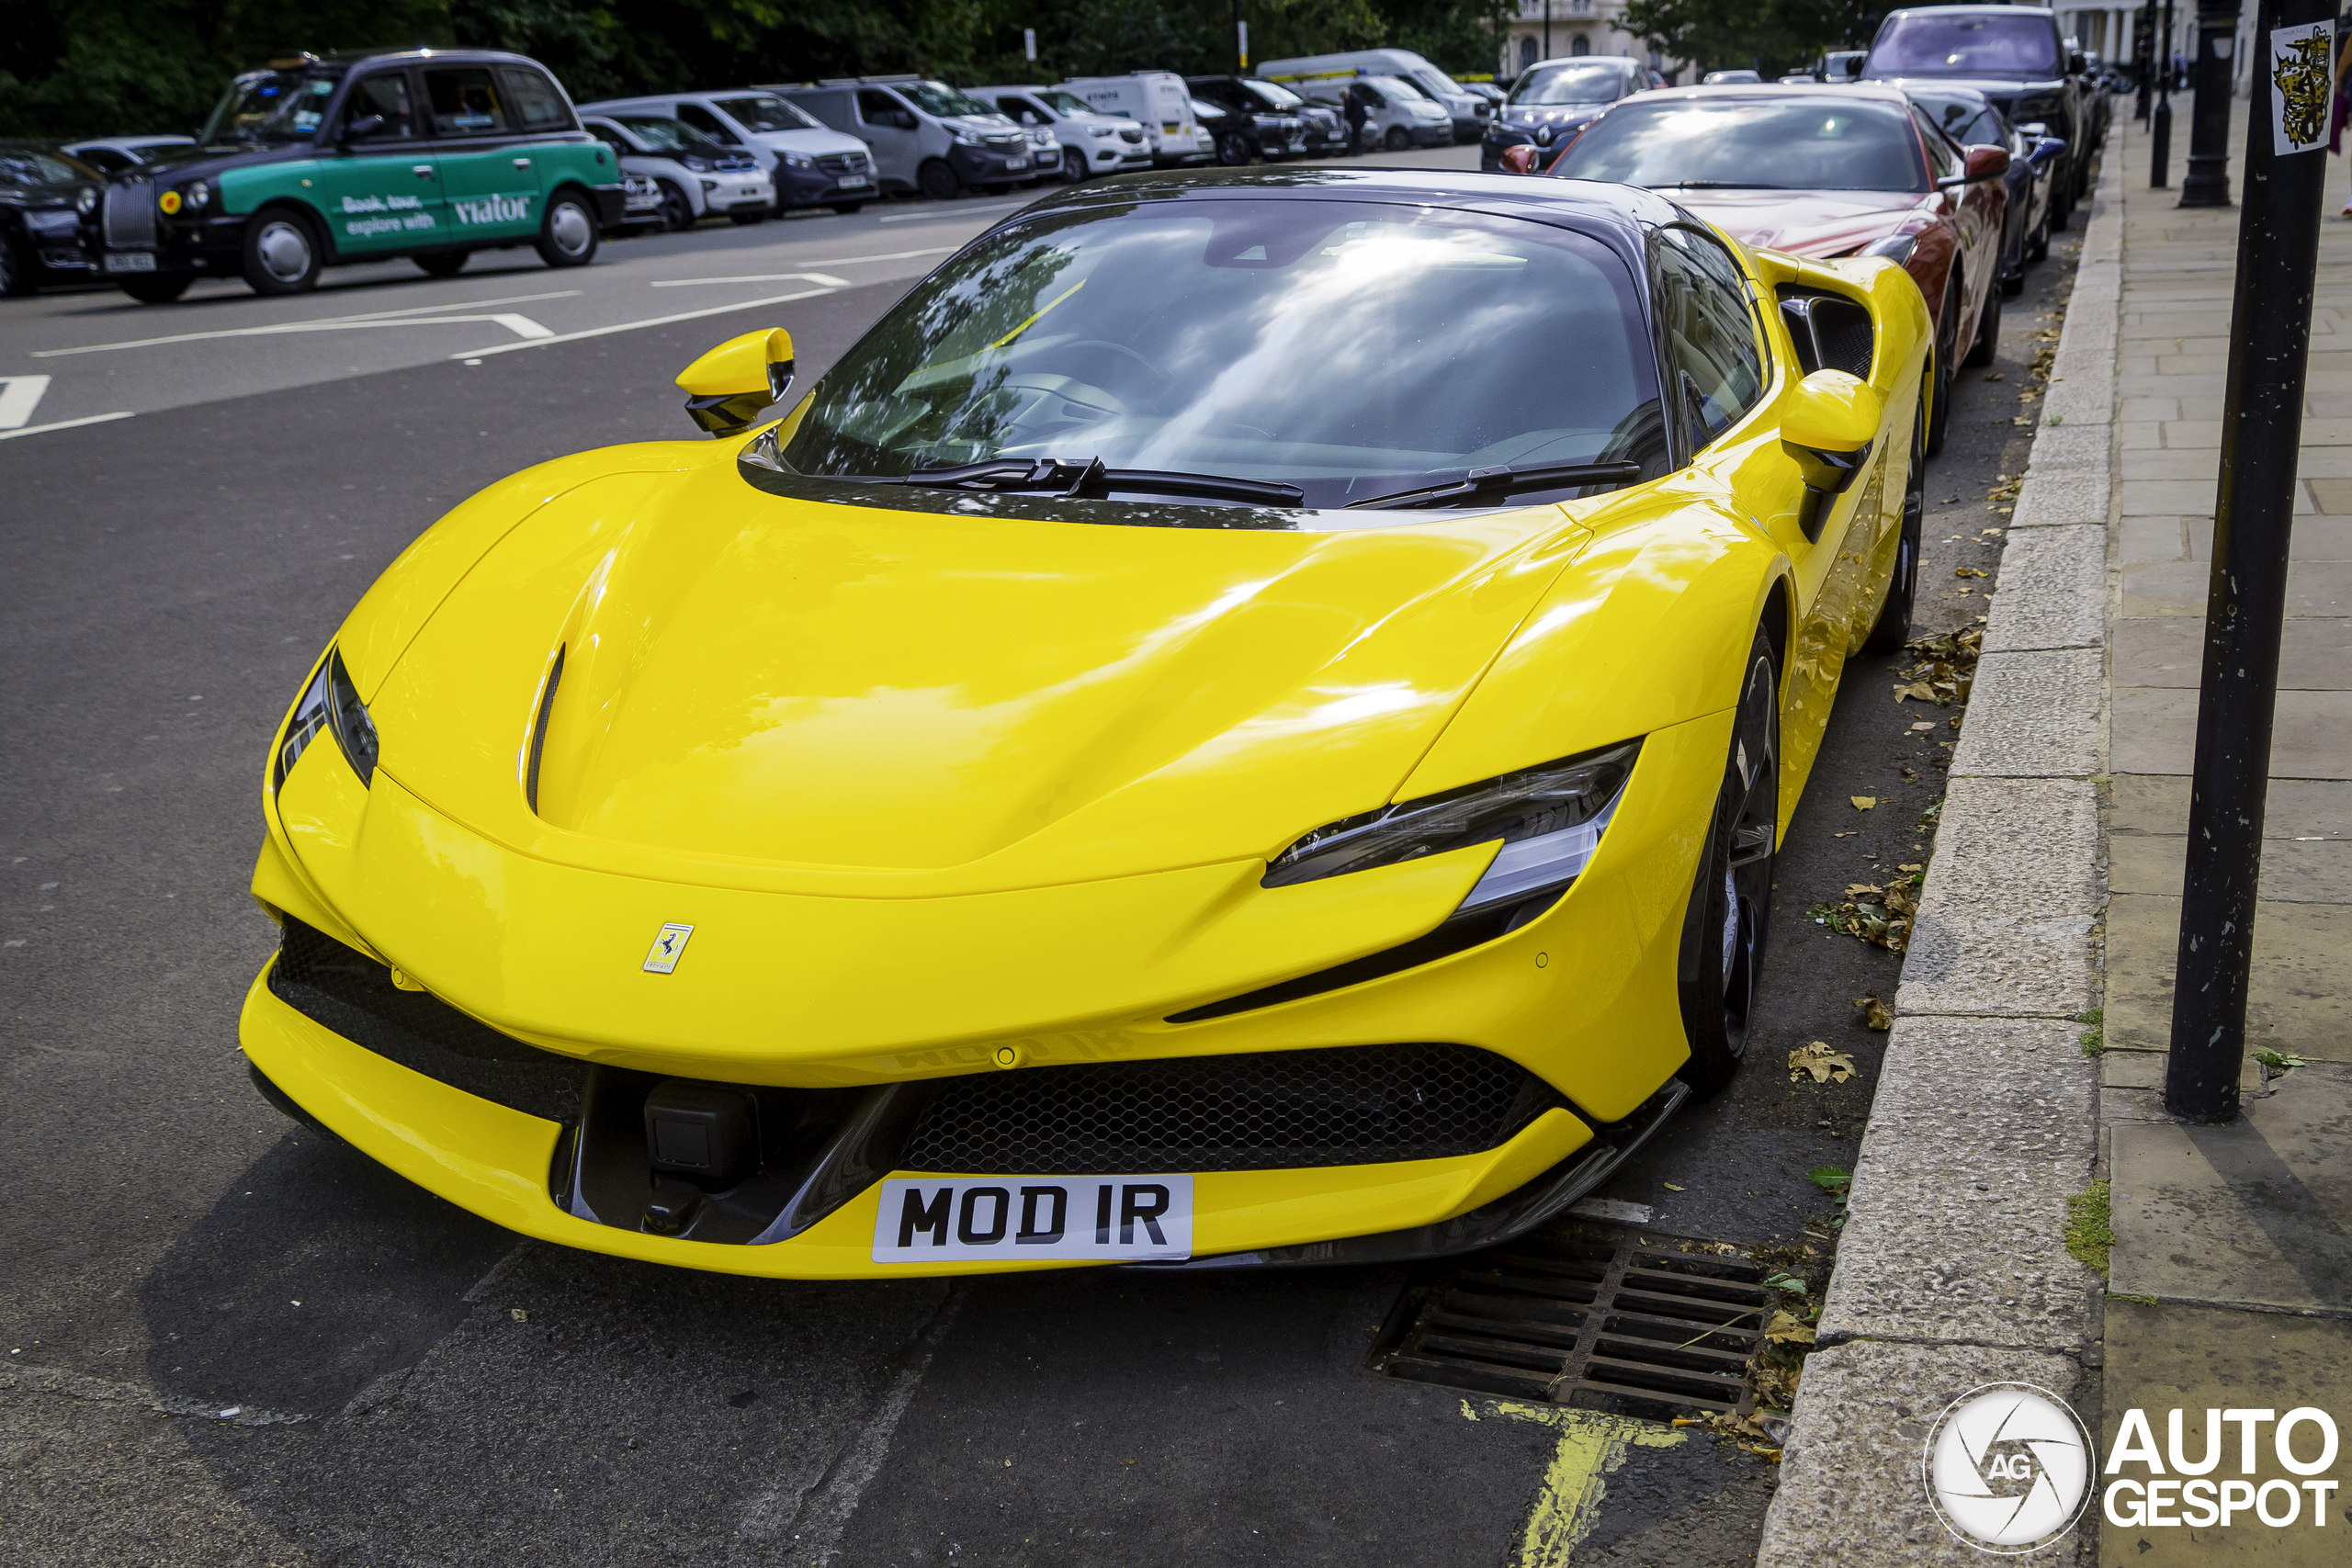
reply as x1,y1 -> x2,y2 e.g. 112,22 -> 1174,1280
1460,1397 -> 1688,1566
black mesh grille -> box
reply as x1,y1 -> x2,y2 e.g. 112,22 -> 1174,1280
1777,287 -> 1875,381
898,1043 -> 1560,1175
102,177 -> 154,247
816,152 -> 866,174
266,918 -> 586,1123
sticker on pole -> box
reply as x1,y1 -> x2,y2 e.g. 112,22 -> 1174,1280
2268,19 -> 2336,155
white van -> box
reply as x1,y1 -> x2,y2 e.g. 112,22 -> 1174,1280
577,90 -> 874,214
1255,49 -> 1484,141
773,78 -> 1035,200
969,85 -> 1154,182
1058,73 -> 1216,166
1295,75 -> 1453,152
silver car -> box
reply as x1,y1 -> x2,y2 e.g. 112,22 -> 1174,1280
582,114 -> 775,229
969,85 -> 1153,182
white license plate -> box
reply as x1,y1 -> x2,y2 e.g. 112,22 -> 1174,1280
871,1175 -> 1193,1264
1006,156 -> 1029,169
838,175 -> 871,186
105,252 -> 157,273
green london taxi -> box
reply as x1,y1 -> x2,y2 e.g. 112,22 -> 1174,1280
86,48 -> 626,302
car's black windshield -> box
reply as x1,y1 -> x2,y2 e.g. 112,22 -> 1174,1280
1549,98 -> 1928,192
1510,62 -> 1628,106
0,148 -> 96,186
778,198 -> 1664,510
202,71 -> 342,144
616,116 -> 723,154
1870,15 -> 2063,77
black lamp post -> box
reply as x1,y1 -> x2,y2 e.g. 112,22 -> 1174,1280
2152,0 -> 2177,186
2179,0 -> 2239,206
2136,0 -> 2157,120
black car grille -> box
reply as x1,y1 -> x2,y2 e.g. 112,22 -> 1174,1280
982,133 -> 1024,151
102,177 -> 153,246
815,152 -> 867,175
1777,286 -> 1876,382
898,1043 -> 1560,1175
266,917 -> 586,1123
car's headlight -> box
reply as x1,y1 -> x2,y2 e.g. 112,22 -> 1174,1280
1860,232 -> 1918,265
953,130 -> 985,147
780,151 -> 813,168
76,185 -> 98,215
1091,125 -> 1117,138
1263,740 -> 1640,914
186,180 -> 210,210
275,649 -> 379,792
681,154 -> 712,172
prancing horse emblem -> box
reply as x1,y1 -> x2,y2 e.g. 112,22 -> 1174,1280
643,922 -> 695,975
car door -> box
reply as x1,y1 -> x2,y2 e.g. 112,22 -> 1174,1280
854,88 -> 922,185
313,68 -> 443,254
1912,106 -> 1998,343
496,62 -> 579,207
422,63 -> 540,244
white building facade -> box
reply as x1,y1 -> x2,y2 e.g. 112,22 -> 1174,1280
1496,0 -> 1659,81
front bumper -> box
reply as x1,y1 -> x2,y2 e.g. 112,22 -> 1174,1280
948,145 -> 1034,185
777,166 -> 870,209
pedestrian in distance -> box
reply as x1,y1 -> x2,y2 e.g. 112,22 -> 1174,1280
1344,84 -> 1369,155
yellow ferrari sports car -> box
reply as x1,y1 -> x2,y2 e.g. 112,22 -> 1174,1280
242,168 -> 1929,1278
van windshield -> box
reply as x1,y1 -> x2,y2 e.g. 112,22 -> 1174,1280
904,81 -> 993,118
1035,90 -> 1092,116
715,96 -> 822,132
1510,62 -> 1627,106
616,116 -> 724,153
776,198 -> 1665,510
1240,80 -> 1306,109
1868,14 -> 2063,78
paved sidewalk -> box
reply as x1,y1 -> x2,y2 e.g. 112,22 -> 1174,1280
2096,98 -> 2352,1567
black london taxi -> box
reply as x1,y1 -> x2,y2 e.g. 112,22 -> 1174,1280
85,48 -> 626,303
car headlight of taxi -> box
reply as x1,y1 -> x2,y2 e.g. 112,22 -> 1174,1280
275,649 -> 379,792
1263,739 -> 1640,915
1860,231 -> 1919,265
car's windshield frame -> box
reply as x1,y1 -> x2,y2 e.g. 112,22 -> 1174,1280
201,68 -> 345,145
1868,13 -> 2064,78
765,194 -> 1669,526
1548,96 -> 1931,193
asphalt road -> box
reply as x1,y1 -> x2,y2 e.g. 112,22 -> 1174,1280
0,146 -> 2080,1566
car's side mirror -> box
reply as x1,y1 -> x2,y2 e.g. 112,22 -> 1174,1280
676,327 -> 796,437
1963,144 -> 2010,181
1781,369 -> 1882,536
1498,144 -> 1542,175
341,114 -> 386,142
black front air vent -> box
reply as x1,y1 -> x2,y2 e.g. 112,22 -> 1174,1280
526,647 -> 563,814
1777,287 -> 1875,382
897,1042 -> 1560,1175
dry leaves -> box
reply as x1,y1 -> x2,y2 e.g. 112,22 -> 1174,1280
1849,795 -> 1876,810
1853,993 -> 1892,1030
1789,1041 -> 1857,1083
1766,1309 -> 1817,1345
1954,566 -> 1988,579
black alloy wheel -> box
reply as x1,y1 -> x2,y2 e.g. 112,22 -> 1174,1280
1677,628 -> 1781,1092
118,272 -> 193,304
1062,148 -> 1088,182
1964,278 -> 2002,367
1926,280 -> 1957,456
659,182 -> 694,231
917,160 -> 961,201
1217,131 -> 1252,166
413,251 -> 469,278
242,209 -> 322,296
1863,393 -> 1928,654
2027,205 -> 2051,264
535,191 -> 600,268
0,232 -> 31,298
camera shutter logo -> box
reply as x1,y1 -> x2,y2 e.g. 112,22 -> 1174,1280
1923,1382 -> 2094,1551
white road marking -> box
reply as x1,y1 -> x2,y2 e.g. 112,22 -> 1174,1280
0,411 -> 135,441
649,247 -> 956,285
0,375 -> 51,428
32,290 -> 583,357
878,200 -> 1031,223
448,287 -> 838,359
650,270 -> 849,289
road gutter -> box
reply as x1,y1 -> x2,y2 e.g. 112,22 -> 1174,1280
1756,156 -> 2123,1565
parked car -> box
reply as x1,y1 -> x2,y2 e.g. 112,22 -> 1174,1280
1257,47 -> 1485,141
1480,55 -> 1651,172
1702,70 -> 1764,85
238,168 -> 1934,1277
582,91 -> 872,215
1783,51 -> 1869,84
1908,85 -> 2064,294
1295,75 -> 1452,152
1185,78 -> 1317,164
775,78 -> 1031,199
967,85 -> 1152,182
1517,83 -> 2007,457
1208,75 -> 1346,153
616,170 -> 663,230
1183,78 -> 1307,164
1862,6 -> 2090,218
1459,80 -> 1507,114
1060,73 -> 1216,167
78,49 -> 624,303
582,113 -> 775,229
61,134 -> 196,174
1,142 -> 102,296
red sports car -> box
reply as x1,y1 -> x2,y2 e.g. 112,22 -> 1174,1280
1502,85 -> 2007,455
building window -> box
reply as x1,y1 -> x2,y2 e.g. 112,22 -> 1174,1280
1519,36 -> 1539,72
1571,34 -> 1590,55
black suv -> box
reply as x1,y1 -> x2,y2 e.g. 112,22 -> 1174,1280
1185,77 -> 1312,163
1864,6 -> 2092,219
1,143 -> 103,296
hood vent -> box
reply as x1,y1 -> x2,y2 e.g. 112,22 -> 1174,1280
526,647 -> 565,814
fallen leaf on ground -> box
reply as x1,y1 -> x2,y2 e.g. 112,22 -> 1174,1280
1664,1182 -> 1686,1191
1853,993 -> 1892,1030
1789,1042 -> 1857,1084
1894,682 -> 1937,702
1910,720 -> 1935,731
1955,566 -> 1988,578
1850,795 -> 1876,810
1766,1310 -> 1817,1345
1845,882 -> 1883,896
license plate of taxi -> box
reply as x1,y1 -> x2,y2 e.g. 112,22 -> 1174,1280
871,1175 -> 1192,1264
105,252 -> 157,273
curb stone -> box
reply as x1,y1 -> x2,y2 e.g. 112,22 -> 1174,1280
1754,159 -> 2120,1565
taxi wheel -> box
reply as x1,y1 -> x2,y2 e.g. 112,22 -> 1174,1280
118,273 -> 194,304
242,210 -> 321,296
1677,627 -> 1781,1094
658,182 -> 695,231
917,160 -> 961,201
536,190 -> 600,269
413,251 -> 469,278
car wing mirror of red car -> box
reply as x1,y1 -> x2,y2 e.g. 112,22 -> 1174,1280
1940,144 -> 2011,186
677,326 -> 797,436
1498,144 -> 1542,175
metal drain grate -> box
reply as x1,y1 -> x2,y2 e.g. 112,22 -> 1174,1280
1367,1220 -> 1772,1417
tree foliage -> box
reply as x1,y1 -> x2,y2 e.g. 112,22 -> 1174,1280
1618,0 -> 1879,79
2,0 -> 1518,140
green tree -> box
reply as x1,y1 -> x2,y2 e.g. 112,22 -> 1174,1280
1618,0 -> 1873,80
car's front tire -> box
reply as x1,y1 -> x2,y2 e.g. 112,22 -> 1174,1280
242,209 -> 322,296
1677,628 -> 1781,1093
1926,278 -> 1957,457
1384,126 -> 1411,152
414,251 -> 469,278
0,232 -> 33,298
535,190 -> 600,269
1964,276 -> 2002,367
917,159 -> 961,201
118,272 -> 195,304
659,182 -> 695,231
1217,131 -> 1252,166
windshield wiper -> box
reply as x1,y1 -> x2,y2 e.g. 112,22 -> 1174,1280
899,458 -> 1305,508
1345,460 -> 1644,511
